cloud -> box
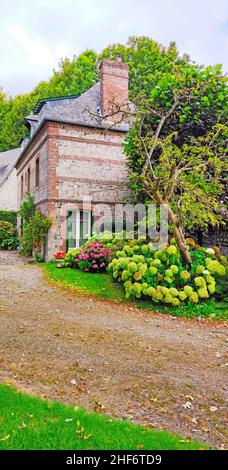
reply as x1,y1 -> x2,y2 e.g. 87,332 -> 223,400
8,25 -> 55,67
0,0 -> 227,96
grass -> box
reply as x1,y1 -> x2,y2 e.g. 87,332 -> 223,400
139,298 -> 228,320
0,385 -> 207,450
43,262 -> 126,301
43,263 -> 228,320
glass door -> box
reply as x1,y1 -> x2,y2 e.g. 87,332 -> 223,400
67,210 -> 91,250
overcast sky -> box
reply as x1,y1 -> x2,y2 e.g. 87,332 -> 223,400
0,0 -> 227,96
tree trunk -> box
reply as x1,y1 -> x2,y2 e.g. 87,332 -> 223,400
148,189 -> 192,264
167,206 -> 192,264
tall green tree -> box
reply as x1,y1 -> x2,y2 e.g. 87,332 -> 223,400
0,50 -> 98,151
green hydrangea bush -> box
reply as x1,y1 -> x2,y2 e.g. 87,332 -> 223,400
108,240 -> 227,306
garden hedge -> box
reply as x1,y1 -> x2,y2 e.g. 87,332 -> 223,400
0,210 -> 17,228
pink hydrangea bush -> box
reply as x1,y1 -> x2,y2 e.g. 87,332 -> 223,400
75,241 -> 112,272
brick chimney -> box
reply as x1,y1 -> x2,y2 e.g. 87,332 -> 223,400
99,59 -> 129,121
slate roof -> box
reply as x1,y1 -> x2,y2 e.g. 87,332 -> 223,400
25,82 -> 129,135
0,148 -> 20,187
17,79 -> 130,166
33,94 -> 80,115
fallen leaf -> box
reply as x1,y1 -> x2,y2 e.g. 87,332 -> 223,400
209,406 -> 218,412
182,401 -> 193,410
150,396 -> 158,402
18,422 -> 27,429
0,435 -> 10,441
94,401 -> 105,412
191,417 -> 198,424
201,426 -> 209,433
185,395 -> 194,401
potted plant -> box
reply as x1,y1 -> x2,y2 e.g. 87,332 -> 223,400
53,251 -> 65,267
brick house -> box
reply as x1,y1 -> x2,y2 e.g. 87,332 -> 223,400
15,60 -> 130,259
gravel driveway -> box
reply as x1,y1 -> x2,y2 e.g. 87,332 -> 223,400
0,251 -> 227,448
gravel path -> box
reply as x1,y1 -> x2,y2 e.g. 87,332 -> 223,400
0,250 -> 227,448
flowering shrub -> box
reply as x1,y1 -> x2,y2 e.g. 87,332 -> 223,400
54,251 -> 65,259
74,241 -> 112,272
0,221 -> 15,245
63,248 -> 81,267
84,232 -> 126,258
108,241 -> 227,305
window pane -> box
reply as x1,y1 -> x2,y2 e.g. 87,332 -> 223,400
79,211 -> 90,245
67,212 -> 76,249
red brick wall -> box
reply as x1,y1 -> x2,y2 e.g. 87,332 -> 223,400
99,60 -> 129,120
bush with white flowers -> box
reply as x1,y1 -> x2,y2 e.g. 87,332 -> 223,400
108,239 -> 227,305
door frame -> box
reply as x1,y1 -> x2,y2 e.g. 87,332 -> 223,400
67,210 -> 92,250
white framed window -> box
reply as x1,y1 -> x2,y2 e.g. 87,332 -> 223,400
67,210 -> 92,249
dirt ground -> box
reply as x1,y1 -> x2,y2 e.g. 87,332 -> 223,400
0,250 -> 227,448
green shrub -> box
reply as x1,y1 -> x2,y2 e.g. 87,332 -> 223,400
19,196 -> 51,260
0,236 -> 19,251
62,248 -> 81,267
214,257 -> 228,302
21,211 -> 51,259
0,210 -> 17,229
108,243 -> 227,305
0,221 -> 15,245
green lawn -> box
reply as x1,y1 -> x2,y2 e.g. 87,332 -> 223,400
43,262 -> 127,301
0,385 -> 207,450
43,264 -> 228,320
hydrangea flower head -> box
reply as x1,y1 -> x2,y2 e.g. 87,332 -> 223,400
205,248 -> 215,255
194,276 -> 206,287
167,245 -> 177,255
189,292 -> 199,303
170,265 -> 179,274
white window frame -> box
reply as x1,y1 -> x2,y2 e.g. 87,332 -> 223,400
69,210 -> 91,249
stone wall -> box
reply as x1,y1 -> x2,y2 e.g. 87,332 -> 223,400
202,228 -> 228,257
16,121 -> 130,260
16,124 -> 49,211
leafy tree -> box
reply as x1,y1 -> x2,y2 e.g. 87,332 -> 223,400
47,49 -> 98,97
101,37 -> 227,262
0,50 -> 98,151
123,76 -> 227,262
19,194 -> 36,222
